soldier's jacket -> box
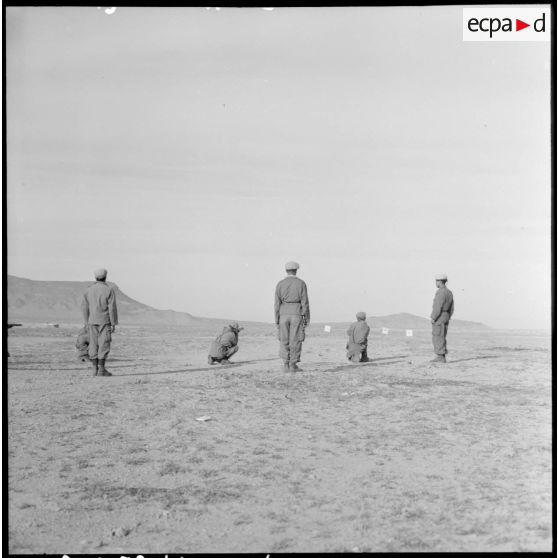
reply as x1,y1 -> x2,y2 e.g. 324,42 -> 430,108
346,320 -> 370,347
209,326 -> 239,358
82,281 -> 118,326
274,276 -> 310,324
430,286 -> 454,324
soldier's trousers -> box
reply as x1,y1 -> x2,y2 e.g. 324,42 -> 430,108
432,322 -> 449,355
278,314 -> 305,364
88,324 -> 112,360
347,343 -> 368,363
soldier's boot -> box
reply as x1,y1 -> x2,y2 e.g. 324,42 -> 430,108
430,355 -> 446,363
220,359 -> 231,365
361,350 -> 369,363
91,358 -> 99,376
98,359 -> 112,376
289,362 -> 300,371
282,360 -> 290,371
208,355 -> 216,365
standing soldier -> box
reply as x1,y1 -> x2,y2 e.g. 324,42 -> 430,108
274,261 -> 310,371
208,322 -> 243,365
430,273 -> 454,363
346,312 -> 370,363
82,268 -> 118,376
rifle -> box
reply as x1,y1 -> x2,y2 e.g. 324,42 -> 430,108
302,315 -> 308,341
7,323 -> 22,329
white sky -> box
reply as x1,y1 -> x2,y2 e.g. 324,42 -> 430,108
6,6 -> 552,329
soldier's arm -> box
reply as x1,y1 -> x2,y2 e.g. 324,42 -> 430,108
301,282 -> 310,323
354,324 -> 369,344
274,284 -> 281,325
108,288 -> 118,328
81,294 -> 90,325
449,297 -> 455,318
430,291 -> 443,322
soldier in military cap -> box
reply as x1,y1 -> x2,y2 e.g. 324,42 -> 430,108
81,268 -> 118,376
346,311 -> 370,363
208,322 -> 243,365
274,261 -> 310,371
430,273 -> 454,363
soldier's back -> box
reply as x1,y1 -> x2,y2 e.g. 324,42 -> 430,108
276,276 -> 304,298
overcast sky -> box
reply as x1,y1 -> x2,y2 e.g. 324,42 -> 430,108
6,6 -> 551,329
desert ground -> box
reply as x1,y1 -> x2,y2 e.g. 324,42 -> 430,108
7,322 -> 552,553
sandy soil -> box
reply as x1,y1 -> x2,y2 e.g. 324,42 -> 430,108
7,323 -> 552,553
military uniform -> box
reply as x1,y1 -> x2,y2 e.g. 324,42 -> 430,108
346,313 -> 370,363
431,278 -> 454,358
274,262 -> 310,370
81,269 -> 118,376
208,323 -> 242,364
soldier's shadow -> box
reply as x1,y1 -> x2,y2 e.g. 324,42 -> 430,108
363,355 -> 409,362
119,357 -> 280,377
234,357 -> 279,365
7,363 -> 140,371
446,355 -> 500,364
326,356 -> 409,374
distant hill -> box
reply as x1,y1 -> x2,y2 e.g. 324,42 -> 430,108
7,275 -> 203,325
6,275 -> 490,330
309,312 -> 489,332
364,312 -> 489,331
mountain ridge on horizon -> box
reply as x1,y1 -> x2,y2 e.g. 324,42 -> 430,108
6,274 -> 490,330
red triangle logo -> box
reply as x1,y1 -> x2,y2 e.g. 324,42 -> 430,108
516,19 -> 530,31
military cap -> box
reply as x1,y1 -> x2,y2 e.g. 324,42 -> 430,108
285,261 -> 300,271
435,273 -> 448,281
94,268 -> 108,280
229,322 -> 244,331
356,312 -> 366,320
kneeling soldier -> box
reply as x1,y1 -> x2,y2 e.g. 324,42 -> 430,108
346,312 -> 370,363
208,322 -> 243,365
76,326 -> 90,362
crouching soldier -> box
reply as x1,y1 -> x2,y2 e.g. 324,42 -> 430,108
346,312 -> 370,363
208,322 -> 243,365
76,326 -> 90,362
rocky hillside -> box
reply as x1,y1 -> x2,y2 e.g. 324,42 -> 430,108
7,275 -> 199,325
